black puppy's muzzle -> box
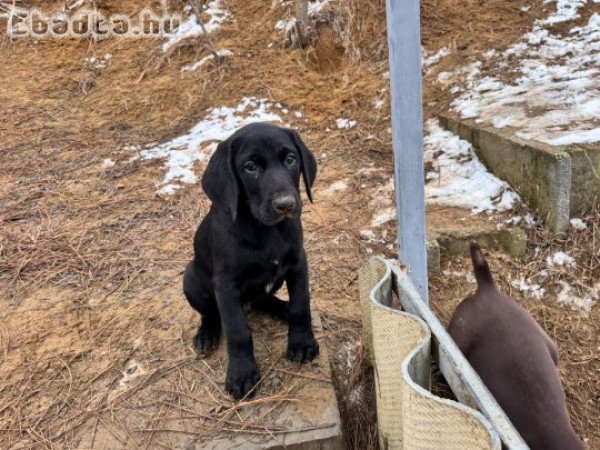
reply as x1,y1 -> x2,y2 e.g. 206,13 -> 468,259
272,196 -> 296,217
270,193 -> 299,221
259,192 -> 301,225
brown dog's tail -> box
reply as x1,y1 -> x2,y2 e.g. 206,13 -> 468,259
470,241 -> 495,288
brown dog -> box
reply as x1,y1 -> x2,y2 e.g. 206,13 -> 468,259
448,242 -> 584,450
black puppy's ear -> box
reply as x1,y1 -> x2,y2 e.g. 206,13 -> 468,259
286,129 -> 317,203
202,138 -> 239,221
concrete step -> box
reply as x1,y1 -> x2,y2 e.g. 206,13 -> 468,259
438,114 -> 600,233
426,206 -> 527,273
76,312 -> 343,450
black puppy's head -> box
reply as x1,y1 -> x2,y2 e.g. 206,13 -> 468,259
202,123 -> 317,225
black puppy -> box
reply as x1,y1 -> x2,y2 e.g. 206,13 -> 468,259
183,122 -> 319,399
449,242 -> 584,450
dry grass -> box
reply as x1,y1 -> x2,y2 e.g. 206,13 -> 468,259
327,318 -> 378,450
0,0 -> 598,449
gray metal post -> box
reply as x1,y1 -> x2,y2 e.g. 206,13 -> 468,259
385,0 -> 429,302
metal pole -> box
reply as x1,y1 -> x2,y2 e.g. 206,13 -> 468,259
385,0 -> 429,302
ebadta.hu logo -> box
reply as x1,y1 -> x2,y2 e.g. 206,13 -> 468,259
1,3 -> 182,39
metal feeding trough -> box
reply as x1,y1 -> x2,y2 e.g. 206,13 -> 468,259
360,257 -> 528,449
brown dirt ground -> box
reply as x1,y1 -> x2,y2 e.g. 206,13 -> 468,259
0,0 -> 598,449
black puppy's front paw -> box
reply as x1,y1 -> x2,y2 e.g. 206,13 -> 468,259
226,358 -> 261,399
193,321 -> 221,355
287,330 -> 319,363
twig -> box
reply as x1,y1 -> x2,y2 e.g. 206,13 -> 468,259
274,367 -> 331,383
135,423 -> 337,436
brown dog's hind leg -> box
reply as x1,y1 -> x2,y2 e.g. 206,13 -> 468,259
542,330 -> 560,366
447,296 -> 479,359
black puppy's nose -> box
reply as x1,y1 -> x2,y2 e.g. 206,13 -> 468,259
273,196 -> 296,213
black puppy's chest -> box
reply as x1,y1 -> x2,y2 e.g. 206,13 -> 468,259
236,232 -> 295,297
247,258 -> 285,296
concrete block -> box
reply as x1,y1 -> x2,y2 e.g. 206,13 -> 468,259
426,206 -> 527,259
566,143 -> 600,215
203,313 -> 343,450
435,227 -> 527,259
427,239 -> 441,273
75,313 -> 343,450
497,228 -> 528,258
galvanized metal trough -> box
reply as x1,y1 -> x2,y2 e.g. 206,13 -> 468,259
360,257 -> 529,449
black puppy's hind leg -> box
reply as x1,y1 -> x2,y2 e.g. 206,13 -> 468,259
251,295 -> 289,321
183,261 -> 221,355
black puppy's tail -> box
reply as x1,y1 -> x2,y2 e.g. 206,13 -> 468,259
470,241 -> 495,288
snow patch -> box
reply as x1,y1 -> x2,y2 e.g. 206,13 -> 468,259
374,99 -> 386,110
511,277 -> 546,299
556,281 -> 597,317
308,0 -> 334,15
443,270 -> 476,283
162,0 -> 230,52
348,384 -> 364,407
546,251 -> 577,269
570,218 -> 588,230
359,229 -> 377,241
275,0 -> 333,34
371,207 -> 396,228
101,158 -> 116,169
325,180 -> 349,194
506,216 -> 523,226
84,53 -> 112,70
181,49 -> 233,72
275,19 -> 288,30
336,118 -> 357,129
546,129 -> 600,146
523,214 -> 537,227
423,47 -> 450,68
498,213 -> 537,230
437,71 -> 452,83
337,340 -> 360,388
363,119 -> 522,231
537,0 -> 586,26
137,97 -> 286,195
117,360 -> 146,389
451,10 -> 600,145
424,119 -> 520,213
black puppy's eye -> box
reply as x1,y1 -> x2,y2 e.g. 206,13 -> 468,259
243,161 -> 259,173
284,153 -> 297,166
